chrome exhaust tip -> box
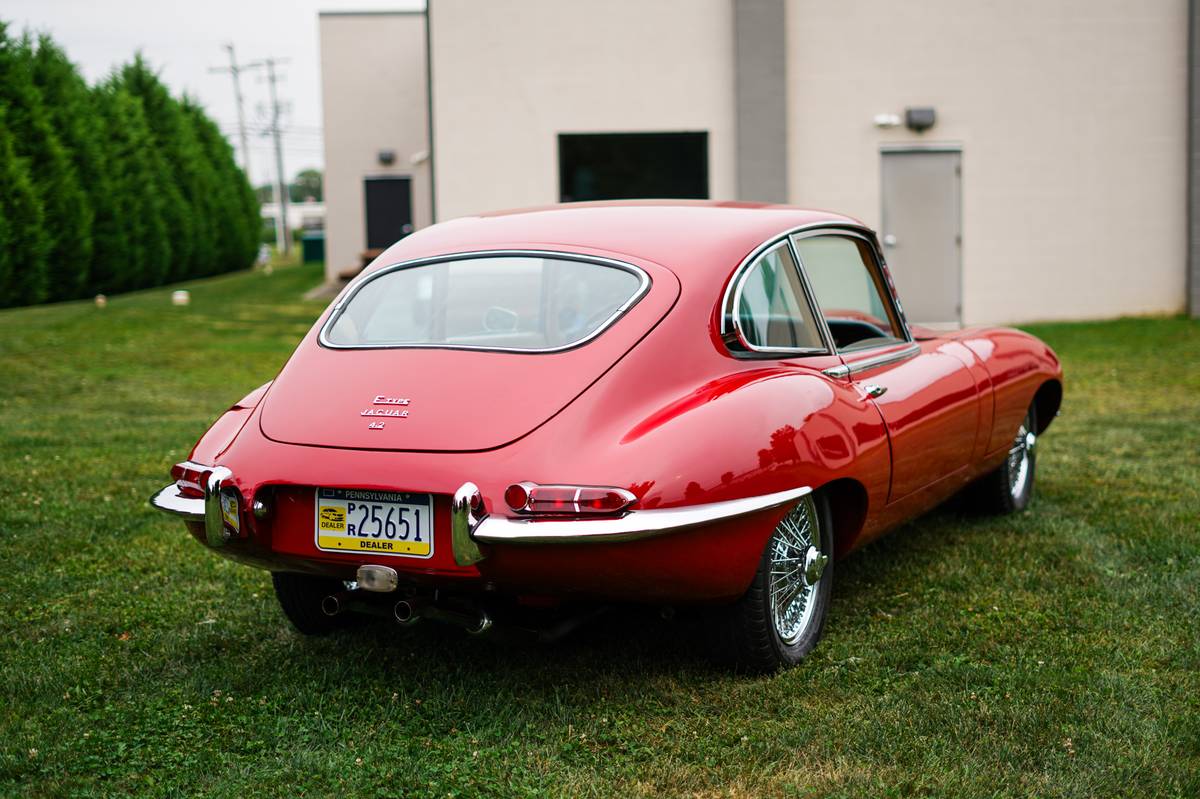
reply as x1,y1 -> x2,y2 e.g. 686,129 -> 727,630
393,600 -> 419,625
321,593 -> 345,617
466,610 -> 493,636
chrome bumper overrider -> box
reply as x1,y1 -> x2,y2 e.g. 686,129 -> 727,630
148,463 -> 234,547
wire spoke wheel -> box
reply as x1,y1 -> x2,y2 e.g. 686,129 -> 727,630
974,401 -> 1039,515
720,491 -> 833,671
1006,410 -> 1037,502
767,495 -> 828,646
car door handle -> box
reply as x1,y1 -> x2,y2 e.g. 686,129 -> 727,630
861,384 -> 887,398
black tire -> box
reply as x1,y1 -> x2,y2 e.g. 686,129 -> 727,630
973,403 -> 1038,515
719,492 -> 834,673
271,572 -> 355,636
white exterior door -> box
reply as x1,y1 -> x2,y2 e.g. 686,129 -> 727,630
880,148 -> 962,326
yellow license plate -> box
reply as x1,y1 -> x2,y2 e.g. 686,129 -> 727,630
314,488 -> 433,559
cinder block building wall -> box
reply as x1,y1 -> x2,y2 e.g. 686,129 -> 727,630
428,0 -> 738,222
319,0 -> 1196,324
785,0 -> 1188,324
319,11 -> 431,281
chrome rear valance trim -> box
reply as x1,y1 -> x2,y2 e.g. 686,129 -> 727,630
471,485 -> 812,544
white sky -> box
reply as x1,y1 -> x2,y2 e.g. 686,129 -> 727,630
5,0 -> 425,187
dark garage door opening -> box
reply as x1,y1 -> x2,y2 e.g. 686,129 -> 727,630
558,132 -> 709,202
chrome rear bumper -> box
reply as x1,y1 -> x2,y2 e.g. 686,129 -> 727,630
151,465 -> 811,565
467,486 -> 812,545
149,484 -> 204,521
148,464 -> 235,547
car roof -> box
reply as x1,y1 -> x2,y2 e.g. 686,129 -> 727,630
374,201 -> 869,283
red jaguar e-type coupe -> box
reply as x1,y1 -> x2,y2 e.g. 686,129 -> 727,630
151,201 -> 1062,670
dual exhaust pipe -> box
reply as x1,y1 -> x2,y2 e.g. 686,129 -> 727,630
321,590 -> 492,636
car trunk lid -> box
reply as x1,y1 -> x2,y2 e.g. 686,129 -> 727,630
259,258 -> 678,452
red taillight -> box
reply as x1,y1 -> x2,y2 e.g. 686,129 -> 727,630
171,462 -> 208,499
504,482 -> 637,516
504,483 -> 530,512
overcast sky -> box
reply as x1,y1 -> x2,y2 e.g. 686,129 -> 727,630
5,0 -> 425,187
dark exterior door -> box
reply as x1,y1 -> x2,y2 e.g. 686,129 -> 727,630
364,176 -> 413,250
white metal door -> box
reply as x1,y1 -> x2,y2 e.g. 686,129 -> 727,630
880,148 -> 962,326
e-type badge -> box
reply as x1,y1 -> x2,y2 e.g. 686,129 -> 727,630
364,394 -> 412,428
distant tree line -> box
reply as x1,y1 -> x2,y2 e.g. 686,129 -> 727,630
0,23 -> 260,308
256,168 -> 323,205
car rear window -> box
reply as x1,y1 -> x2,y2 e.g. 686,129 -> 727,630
322,254 -> 648,351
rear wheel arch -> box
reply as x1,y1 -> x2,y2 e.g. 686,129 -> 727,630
1032,379 -> 1062,435
815,477 -> 869,558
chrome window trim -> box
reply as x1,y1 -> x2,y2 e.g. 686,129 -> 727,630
319,249 -> 652,354
820,341 -> 921,379
725,240 -> 830,356
720,222 -> 883,357
789,227 -> 913,345
471,485 -> 812,544
785,236 -> 840,354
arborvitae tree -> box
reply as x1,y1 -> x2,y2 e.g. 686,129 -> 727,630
30,34 -> 118,299
183,98 -> 258,275
0,24 -> 91,301
0,105 -> 49,307
114,56 -> 194,283
95,84 -> 170,291
0,27 -> 259,305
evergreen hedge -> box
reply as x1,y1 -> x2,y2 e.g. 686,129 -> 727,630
0,23 -> 260,308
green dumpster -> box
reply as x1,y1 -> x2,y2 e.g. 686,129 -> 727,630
301,231 -> 325,264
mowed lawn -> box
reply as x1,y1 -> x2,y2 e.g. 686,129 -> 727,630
0,262 -> 1197,798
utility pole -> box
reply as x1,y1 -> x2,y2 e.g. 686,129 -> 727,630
264,57 -> 290,256
208,44 -> 252,176
248,56 -> 291,256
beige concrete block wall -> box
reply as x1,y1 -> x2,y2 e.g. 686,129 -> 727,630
786,0 -> 1187,325
319,12 -> 431,282
429,0 -> 737,222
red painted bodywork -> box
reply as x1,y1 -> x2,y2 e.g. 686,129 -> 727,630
180,201 -> 1063,604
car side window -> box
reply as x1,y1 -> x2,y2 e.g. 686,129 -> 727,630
735,243 -> 823,351
793,235 -> 906,352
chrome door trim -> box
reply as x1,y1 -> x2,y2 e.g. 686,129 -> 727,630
821,342 -> 921,379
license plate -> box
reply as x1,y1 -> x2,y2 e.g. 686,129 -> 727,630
314,488 -> 433,559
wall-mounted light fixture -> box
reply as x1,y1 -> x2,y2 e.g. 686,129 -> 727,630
904,107 -> 937,133
873,113 -> 902,129
377,149 -> 396,166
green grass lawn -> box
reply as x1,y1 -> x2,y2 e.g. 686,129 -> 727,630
1,263 -> 1197,798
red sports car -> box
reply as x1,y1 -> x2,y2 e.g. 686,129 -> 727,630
151,201 -> 1062,671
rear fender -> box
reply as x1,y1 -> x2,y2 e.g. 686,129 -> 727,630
604,369 -> 891,540
188,382 -> 272,465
